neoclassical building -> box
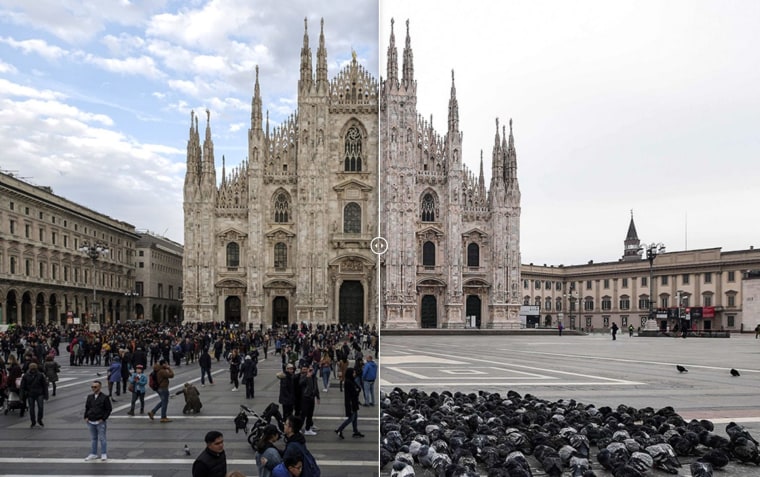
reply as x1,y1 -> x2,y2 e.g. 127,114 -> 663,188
0,171 -> 139,326
379,20 -> 522,329
182,19 -> 379,327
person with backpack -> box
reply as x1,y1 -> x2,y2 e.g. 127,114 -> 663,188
282,415 -> 320,477
19,362 -> 48,428
147,359 -> 174,423
240,355 -> 257,399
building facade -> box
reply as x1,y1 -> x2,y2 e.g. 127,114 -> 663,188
379,20 -> 523,329
520,215 -> 760,333
182,20 -> 379,327
0,171 -> 139,325
133,232 -> 184,323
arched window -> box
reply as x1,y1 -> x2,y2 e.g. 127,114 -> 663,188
344,126 -> 362,172
274,192 -> 290,223
226,242 -> 240,268
422,241 -> 435,267
545,297 -> 552,311
421,193 -> 435,221
555,297 -> 562,311
467,243 -> 479,267
343,202 -> 361,233
274,243 -> 287,270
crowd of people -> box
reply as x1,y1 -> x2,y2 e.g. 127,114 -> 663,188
0,320 -> 378,476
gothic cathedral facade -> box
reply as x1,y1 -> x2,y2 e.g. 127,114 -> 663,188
379,20 -> 522,329
181,19 -> 522,329
182,20 -> 379,327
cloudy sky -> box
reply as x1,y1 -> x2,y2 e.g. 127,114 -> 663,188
380,0 -> 760,265
3,1 -> 759,267
0,0 -> 378,243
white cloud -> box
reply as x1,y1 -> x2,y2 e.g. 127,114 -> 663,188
84,54 -> 166,80
0,78 -> 65,100
0,59 -> 18,73
0,36 -> 67,59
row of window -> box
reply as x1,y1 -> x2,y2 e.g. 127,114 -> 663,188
524,271 -> 737,291
524,292 -> 736,310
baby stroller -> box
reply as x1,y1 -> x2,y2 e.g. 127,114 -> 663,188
234,402 -> 284,450
4,389 -> 25,416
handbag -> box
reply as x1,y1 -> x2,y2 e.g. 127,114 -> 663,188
128,382 -> 134,393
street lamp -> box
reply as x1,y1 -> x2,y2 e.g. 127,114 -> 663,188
564,288 -> 580,331
643,242 -> 666,330
79,241 -> 109,325
124,290 -> 139,322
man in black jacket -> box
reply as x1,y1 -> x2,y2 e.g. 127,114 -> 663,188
84,380 -> 112,461
192,430 -> 227,477
20,362 -> 48,428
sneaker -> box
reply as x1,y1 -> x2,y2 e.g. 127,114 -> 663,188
30,423 -> 36,428
38,421 -> 44,427
201,384 -> 206,387
303,429 -> 317,436
323,388 -> 327,392
352,432 -> 365,438
84,454 -> 98,461
335,429 -> 344,440
101,454 -> 107,461
148,411 -> 155,420
232,387 -> 238,391
311,425 -> 319,431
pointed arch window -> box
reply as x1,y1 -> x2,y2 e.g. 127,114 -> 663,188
467,243 -> 480,267
422,241 -> 436,267
421,193 -> 435,222
344,126 -> 362,172
226,242 -> 240,268
274,243 -> 287,270
343,202 -> 361,233
274,192 -> 290,223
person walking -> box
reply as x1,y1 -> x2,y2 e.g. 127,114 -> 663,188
255,424 -> 283,477
19,362 -> 48,428
192,430 -> 227,477
127,364 -> 148,415
106,356 -> 121,401
318,352 -> 331,393
629,324 -> 634,337
611,322 -> 619,340
42,354 -> 60,397
148,359 -> 174,423
334,367 -> 364,439
240,355 -> 257,399
557,322 -> 564,336
298,366 -> 320,435
361,355 -> 377,406
84,380 -> 112,461
228,348 -> 242,391
199,348 -> 214,386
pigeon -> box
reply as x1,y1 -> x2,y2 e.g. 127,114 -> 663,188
184,444 -> 190,456
676,365 -> 688,373
730,368 -> 740,377
690,461 -> 713,477
96,372 -> 102,377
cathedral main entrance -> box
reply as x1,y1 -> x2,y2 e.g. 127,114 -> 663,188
272,296 -> 289,327
421,295 -> 437,328
339,281 -> 364,326
466,295 -> 482,328
225,296 -> 241,323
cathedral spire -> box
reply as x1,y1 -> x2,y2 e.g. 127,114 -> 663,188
479,150 -> 486,194
221,155 -> 226,185
448,69 -> 459,132
506,118 -> 518,185
491,117 -> 504,183
251,65 -> 263,132
299,17 -> 313,92
402,19 -> 414,85
386,18 -> 398,84
316,18 -> 328,91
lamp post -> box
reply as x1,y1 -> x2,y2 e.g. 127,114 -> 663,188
643,242 -> 666,330
564,289 -> 579,331
125,290 -> 139,322
79,241 -> 109,325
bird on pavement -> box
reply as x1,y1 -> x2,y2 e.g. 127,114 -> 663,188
730,368 -> 740,377
676,365 -> 688,373
184,444 -> 190,456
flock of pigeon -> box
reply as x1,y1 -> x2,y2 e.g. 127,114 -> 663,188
380,387 -> 760,477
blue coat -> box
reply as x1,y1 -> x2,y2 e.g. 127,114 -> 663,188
108,361 -> 122,383
129,371 -> 148,393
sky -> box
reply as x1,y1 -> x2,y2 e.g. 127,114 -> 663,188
0,0 -> 378,244
2,1 -> 759,267
379,0 -> 760,266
